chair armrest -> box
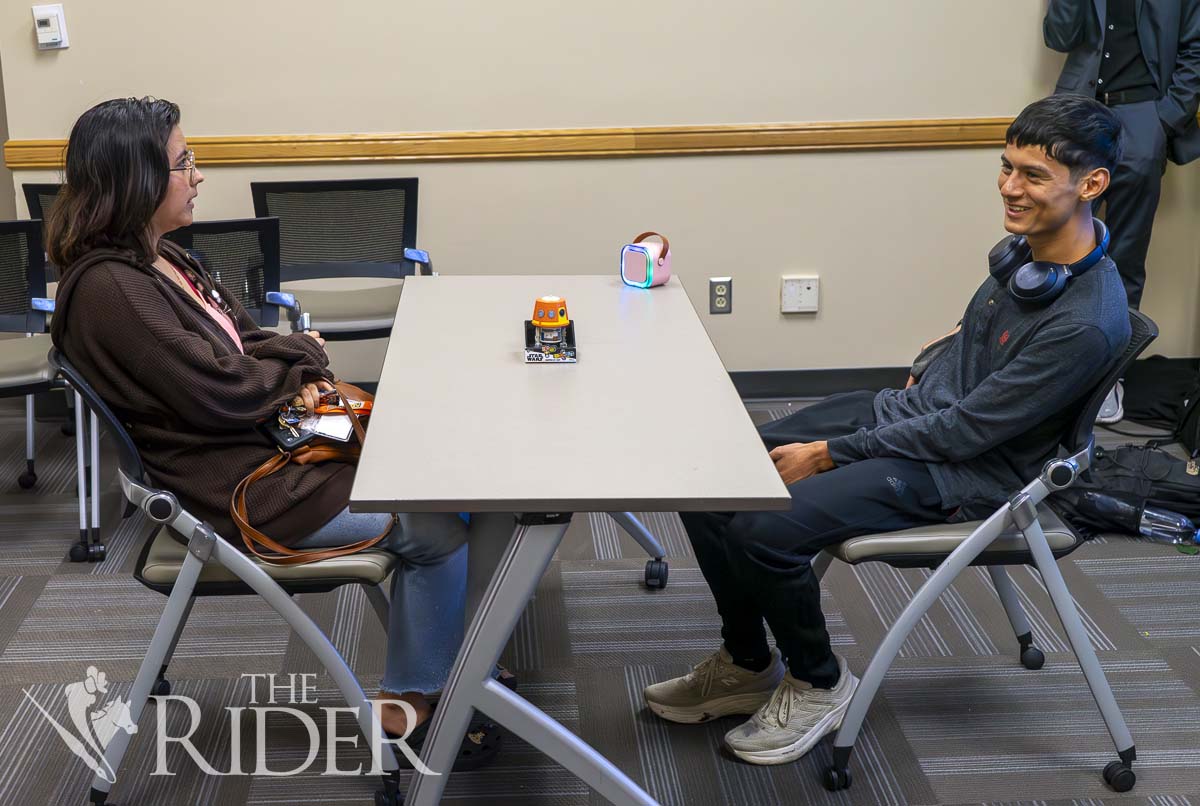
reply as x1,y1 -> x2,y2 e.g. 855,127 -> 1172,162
404,248 -> 434,276
265,291 -> 310,332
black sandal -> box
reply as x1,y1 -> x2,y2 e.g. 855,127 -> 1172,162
387,711 -> 503,771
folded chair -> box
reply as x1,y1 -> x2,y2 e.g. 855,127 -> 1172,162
49,349 -> 406,806
817,309 -> 1156,795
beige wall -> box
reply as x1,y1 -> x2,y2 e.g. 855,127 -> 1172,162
3,0 -> 1199,374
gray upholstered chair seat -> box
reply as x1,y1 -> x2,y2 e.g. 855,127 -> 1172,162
280,279 -> 402,332
0,334 -> 55,387
830,503 -> 1076,564
141,525 -> 396,585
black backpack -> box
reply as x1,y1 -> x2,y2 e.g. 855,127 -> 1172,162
1121,356 -> 1200,458
1056,444 -> 1200,530
1178,384 -> 1200,457
1122,356 -> 1197,426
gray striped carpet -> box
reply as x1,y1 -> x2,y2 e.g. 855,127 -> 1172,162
1,395 -> 1198,805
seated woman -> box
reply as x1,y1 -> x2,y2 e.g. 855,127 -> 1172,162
47,96 -> 508,768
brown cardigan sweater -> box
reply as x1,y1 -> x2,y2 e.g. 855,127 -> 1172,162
50,241 -> 354,544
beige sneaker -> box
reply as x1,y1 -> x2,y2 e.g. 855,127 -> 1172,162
644,647 -> 785,724
724,653 -> 859,765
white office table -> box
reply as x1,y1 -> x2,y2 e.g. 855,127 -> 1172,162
351,274 -> 790,805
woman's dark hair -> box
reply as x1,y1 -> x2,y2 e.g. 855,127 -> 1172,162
46,96 -> 180,268
1006,94 -> 1123,179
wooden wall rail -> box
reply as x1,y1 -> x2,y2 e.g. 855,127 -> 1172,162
4,117 -> 1016,170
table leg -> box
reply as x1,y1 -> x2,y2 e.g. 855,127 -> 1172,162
405,515 -> 658,806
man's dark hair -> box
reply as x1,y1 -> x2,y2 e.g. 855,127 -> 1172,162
1006,94 -> 1124,179
46,96 -> 181,268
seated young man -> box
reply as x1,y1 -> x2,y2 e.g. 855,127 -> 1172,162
644,94 -> 1132,766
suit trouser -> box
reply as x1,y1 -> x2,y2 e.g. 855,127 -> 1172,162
1098,99 -> 1170,309
680,391 -> 951,688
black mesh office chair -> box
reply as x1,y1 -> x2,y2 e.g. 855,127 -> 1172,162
250,178 -> 427,340
162,216 -> 282,327
22,183 -> 63,280
0,220 -> 53,489
0,220 -> 103,560
817,309 -> 1157,795
48,348 -> 405,806
22,183 -> 62,224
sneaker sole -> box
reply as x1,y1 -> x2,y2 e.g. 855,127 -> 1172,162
725,676 -> 859,766
646,691 -> 775,724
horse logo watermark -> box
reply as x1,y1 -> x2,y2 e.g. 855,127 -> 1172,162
23,666 -> 137,784
27,669 -> 439,780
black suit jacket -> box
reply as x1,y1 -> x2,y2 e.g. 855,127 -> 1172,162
1045,0 -> 1200,164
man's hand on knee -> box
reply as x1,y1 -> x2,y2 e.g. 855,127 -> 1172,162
768,441 -> 834,485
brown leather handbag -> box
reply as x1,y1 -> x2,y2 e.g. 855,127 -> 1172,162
231,381 -> 396,565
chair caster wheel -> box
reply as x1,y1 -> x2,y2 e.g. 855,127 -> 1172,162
823,766 -> 852,791
644,559 -> 668,589
89,543 -> 107,563
89,786 -> 109,805
69,543 -> 89,563
62,421 -> 76,437
152,678 -> 171,696
18,472 -> 36,489
1020,646 -> 1045,670
1103,759 -> 1135,792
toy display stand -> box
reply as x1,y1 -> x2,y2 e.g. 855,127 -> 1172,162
524,321 -> 578,363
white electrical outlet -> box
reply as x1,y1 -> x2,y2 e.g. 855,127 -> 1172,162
781,275 -> 819,313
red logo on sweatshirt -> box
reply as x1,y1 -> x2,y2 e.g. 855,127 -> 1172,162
999,330 -> 1010,346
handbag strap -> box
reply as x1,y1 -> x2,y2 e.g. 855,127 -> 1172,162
231,450 -> 395,565
229,381 -> 387,565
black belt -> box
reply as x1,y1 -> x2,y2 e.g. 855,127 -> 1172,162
1097,86 -> 1159,106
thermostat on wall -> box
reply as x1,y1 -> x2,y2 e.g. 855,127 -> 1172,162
32,4 -> 69,50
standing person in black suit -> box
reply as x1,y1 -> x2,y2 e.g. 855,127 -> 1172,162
1045,0 -> 1200,312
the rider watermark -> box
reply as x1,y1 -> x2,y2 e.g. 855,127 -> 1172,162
24,668 -> 438,780
23,667 -> 137,783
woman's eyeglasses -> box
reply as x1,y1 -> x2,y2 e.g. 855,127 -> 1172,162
169,149 -> 196,183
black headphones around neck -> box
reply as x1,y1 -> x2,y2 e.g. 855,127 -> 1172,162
988,218 -> 1110,306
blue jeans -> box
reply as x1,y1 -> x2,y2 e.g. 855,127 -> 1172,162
292,508 -> 515,695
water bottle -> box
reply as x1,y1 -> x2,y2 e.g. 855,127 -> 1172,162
1138,505 -> 1200,546
1073,491 -> 1141,533
1073,492 -> 1200,545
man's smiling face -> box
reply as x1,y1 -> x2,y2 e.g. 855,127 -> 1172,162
997,143 -> 1087,240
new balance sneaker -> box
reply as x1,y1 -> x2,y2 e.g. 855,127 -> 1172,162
1096,380 -> 1124,425
724,653 -> 859,765
644,647 -> 785,724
